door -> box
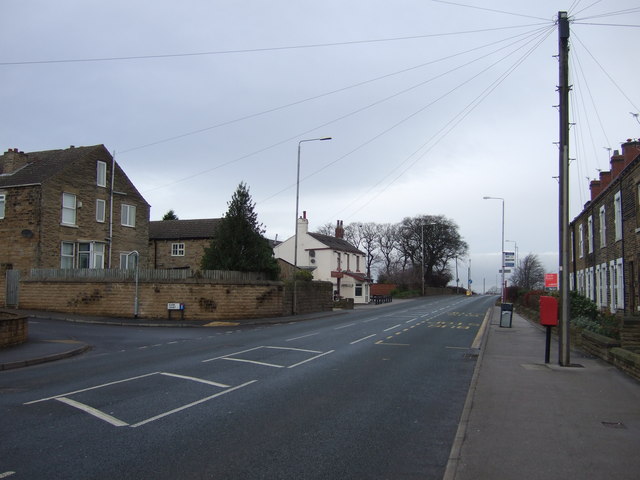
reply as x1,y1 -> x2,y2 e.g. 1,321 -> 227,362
5,270 -> 19,307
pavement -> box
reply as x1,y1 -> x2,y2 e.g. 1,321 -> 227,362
3,301 -> 640,478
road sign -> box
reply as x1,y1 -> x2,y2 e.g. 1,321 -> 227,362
545,273 -> 558,288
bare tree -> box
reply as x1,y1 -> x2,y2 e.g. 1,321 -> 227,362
376,223 -> 399,279
511,253 -> 545,290
314,222 -> 335,236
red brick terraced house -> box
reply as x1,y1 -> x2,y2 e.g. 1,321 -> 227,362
569,139 -> 640,315
0,145 -> 150,276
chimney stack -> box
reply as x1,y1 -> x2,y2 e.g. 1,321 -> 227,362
335,220 -> 344,239
0,148 -> 29,175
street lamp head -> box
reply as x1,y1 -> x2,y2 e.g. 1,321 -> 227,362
319,137 -> 332,141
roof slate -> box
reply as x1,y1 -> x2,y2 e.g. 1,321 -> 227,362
308,232 -> 364,255
0,145 -> 107,188
149,219 -> 222,240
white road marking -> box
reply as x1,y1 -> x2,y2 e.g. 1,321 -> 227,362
0,472 -> 16,478
350,334 -> 376,345
334,323 -> 356,330
361,316 -> 380,323
383,324 -> 402,332
220,357 -> 285,368
25,372 -> 160,405
265,346 -> 322,354
405,318 -> 418,324
202,346 -> 263,363
285,333 -> 319,342
159,372 -> 229,388
130,380 -> 258,428
288,350 -> 334,369
56,397 -> 129,427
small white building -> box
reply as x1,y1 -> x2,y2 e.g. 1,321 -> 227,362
274,213 -> 371,304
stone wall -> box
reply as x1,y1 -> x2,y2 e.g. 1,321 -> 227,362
18,277 -> 333,321
0,312 -> 28,348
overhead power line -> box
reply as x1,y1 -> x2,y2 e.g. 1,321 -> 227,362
0,23 -> 549,67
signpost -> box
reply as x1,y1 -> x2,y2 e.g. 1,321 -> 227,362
545,273 -> 559,289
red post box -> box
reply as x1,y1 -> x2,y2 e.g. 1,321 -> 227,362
540,296 -> 558,326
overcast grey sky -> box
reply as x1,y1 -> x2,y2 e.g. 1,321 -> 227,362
2,1 -> 639,291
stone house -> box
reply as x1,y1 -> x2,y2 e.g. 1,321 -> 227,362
0,144 -> 149,274
148,218 -> 221,269
569,139 -> 640,315
273,212 -> 371,303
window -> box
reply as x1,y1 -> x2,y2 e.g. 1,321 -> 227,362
96,199 -> 106,223
578,224 -> 584,258
78,243 -> 91,268
586,267 -> 594,301
616,258 -> 624,309
121,204 -> 136,227
356,255 -> 361,272
97,161 -> 107,187
171,243 -> 185,256
336,252 -> 341,270
62,193 -> 77,225
355,283 -> 363,297
120,252 -> 138,269
614,191 -> 622,241
61,242 -> 74,268
587,215 -> 594,254
599,206 -> 606,247
78,242 -> 105,269
600,263 -> 608,308
0,194 -> 5,219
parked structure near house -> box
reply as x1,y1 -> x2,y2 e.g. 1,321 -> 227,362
149,218 -> 221,269
569,139 -> 640,315
273,212 -> 371,303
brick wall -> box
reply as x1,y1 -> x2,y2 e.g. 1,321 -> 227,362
18,278 -> 333,321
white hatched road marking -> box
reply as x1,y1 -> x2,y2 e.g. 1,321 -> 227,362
160,372 -> 230,388
56,397 -> 129,427
288,350 -> 334,368
383,324 -> 402,332
285,333 -> 319,342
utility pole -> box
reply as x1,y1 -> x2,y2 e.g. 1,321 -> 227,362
557,11 -> 571,366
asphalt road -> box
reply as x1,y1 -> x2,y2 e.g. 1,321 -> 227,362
1,295 -> 495,479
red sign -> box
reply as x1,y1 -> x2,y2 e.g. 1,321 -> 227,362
545,273 -> 558,289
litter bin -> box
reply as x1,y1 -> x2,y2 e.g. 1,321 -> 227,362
500,303 -> 513,328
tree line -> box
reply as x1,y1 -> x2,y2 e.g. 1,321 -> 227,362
316,215 -> 468,288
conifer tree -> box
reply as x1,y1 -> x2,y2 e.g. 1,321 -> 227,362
201,182 -> 279,279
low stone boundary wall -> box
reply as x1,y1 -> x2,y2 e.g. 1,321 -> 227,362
580,330 -> 621,362
0,312 -> 28,348
18,277 -> 333,321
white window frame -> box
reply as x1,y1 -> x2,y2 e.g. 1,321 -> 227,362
599,206 -> 606,247
609,260 -> 618,313
587,215 -> 594,254
121,204 -> 136,227
614,191 -> 622,241
171,243 -> 185,256
600,262 -> 608,308
595,264 -> 601,306
355,283 -> 363,297
120,252 -> 138,270
97,161 -> 107,187
96,199 -> 106,223
578,224 -> 584,258
616,258 -> 624,310
61,192 -> 77,226
77,242 -> 105,269
0,193 -> 5,219
586,267 -> 594,301
61,242 -> 75,268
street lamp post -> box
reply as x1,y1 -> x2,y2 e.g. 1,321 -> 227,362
293,137 -> 332,315
483,196 -> 505,303
126,250 -> 140,318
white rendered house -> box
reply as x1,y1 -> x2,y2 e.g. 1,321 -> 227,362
273,212 -> 371,304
